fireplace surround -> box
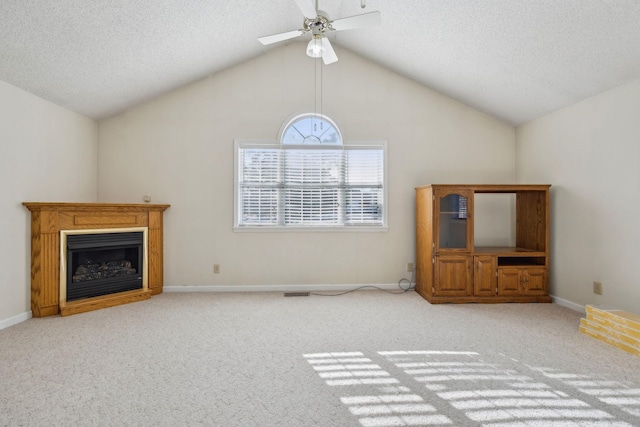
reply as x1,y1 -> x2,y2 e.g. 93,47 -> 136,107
23,202 -> 169,317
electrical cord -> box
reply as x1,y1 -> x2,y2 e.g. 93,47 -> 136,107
310,268 -> 415,296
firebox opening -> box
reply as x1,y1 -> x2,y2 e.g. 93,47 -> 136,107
64,230 -> 146,302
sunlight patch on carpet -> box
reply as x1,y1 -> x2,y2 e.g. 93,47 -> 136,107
304,351 -> 639,427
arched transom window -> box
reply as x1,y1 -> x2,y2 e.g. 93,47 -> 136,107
280,114 -> 341,145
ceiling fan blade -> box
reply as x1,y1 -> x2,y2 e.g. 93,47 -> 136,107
331,11 -> 381,31
321,37 -> 338,65
258,29 -> 305,45
295,0 -> 317,18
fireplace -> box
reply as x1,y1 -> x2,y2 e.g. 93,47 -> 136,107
61,229 -> 148,302
23,202 -> 169,317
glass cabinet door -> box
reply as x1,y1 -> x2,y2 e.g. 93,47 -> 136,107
437,192 -> 471,250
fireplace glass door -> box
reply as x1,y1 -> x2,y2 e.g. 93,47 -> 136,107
66,232 -> 144,301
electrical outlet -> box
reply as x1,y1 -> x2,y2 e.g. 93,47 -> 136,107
214,264 -> 220,274
593,281 -> 603,295
407,262 -> 414,272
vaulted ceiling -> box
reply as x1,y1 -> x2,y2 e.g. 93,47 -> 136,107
1,0 -> 639,125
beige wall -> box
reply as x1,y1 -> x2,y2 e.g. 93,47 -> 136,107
0,81 -> 97,325
98,43 -> 515,289
516,79 -> 640,313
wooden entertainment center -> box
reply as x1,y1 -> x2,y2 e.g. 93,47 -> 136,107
415,184 -> 551,304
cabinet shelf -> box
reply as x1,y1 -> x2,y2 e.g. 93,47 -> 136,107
474,247 -> 545,256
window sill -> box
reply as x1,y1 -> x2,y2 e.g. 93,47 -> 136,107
233,225 -> 388,233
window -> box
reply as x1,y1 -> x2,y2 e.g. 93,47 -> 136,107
235,114 -> 386,230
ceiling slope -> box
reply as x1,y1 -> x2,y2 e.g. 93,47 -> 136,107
1,0 -> 639,124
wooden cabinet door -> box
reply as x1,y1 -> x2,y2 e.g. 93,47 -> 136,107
498,268 -> 521,295
522,268 -> 547,295
435,256 -> 472,296
474,256 -> 496,296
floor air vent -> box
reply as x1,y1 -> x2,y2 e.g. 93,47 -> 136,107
284,292 -> 310,297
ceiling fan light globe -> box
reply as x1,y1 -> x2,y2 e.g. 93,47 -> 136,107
306,38 -> 325,58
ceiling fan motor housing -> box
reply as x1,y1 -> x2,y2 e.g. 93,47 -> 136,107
304,12 -> 330,35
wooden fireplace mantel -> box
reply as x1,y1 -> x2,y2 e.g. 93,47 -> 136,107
23,202 -> 170,317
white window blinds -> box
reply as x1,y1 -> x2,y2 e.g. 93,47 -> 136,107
344,148 -> 384,225
237,143 -> 385,228
238,148 -> 281,225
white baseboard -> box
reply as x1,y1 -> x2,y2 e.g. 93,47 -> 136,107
0,311 -> 32,331
550,295 -> 585,313
164,283 -> 406,293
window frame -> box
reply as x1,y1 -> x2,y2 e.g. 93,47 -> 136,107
233,138 -> 388,232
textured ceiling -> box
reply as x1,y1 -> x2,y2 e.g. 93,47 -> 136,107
1,0 -> 639,125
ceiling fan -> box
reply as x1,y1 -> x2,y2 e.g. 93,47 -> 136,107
258,0 -> 381,65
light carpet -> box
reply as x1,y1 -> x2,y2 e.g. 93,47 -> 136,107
1,291 -> 639,426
